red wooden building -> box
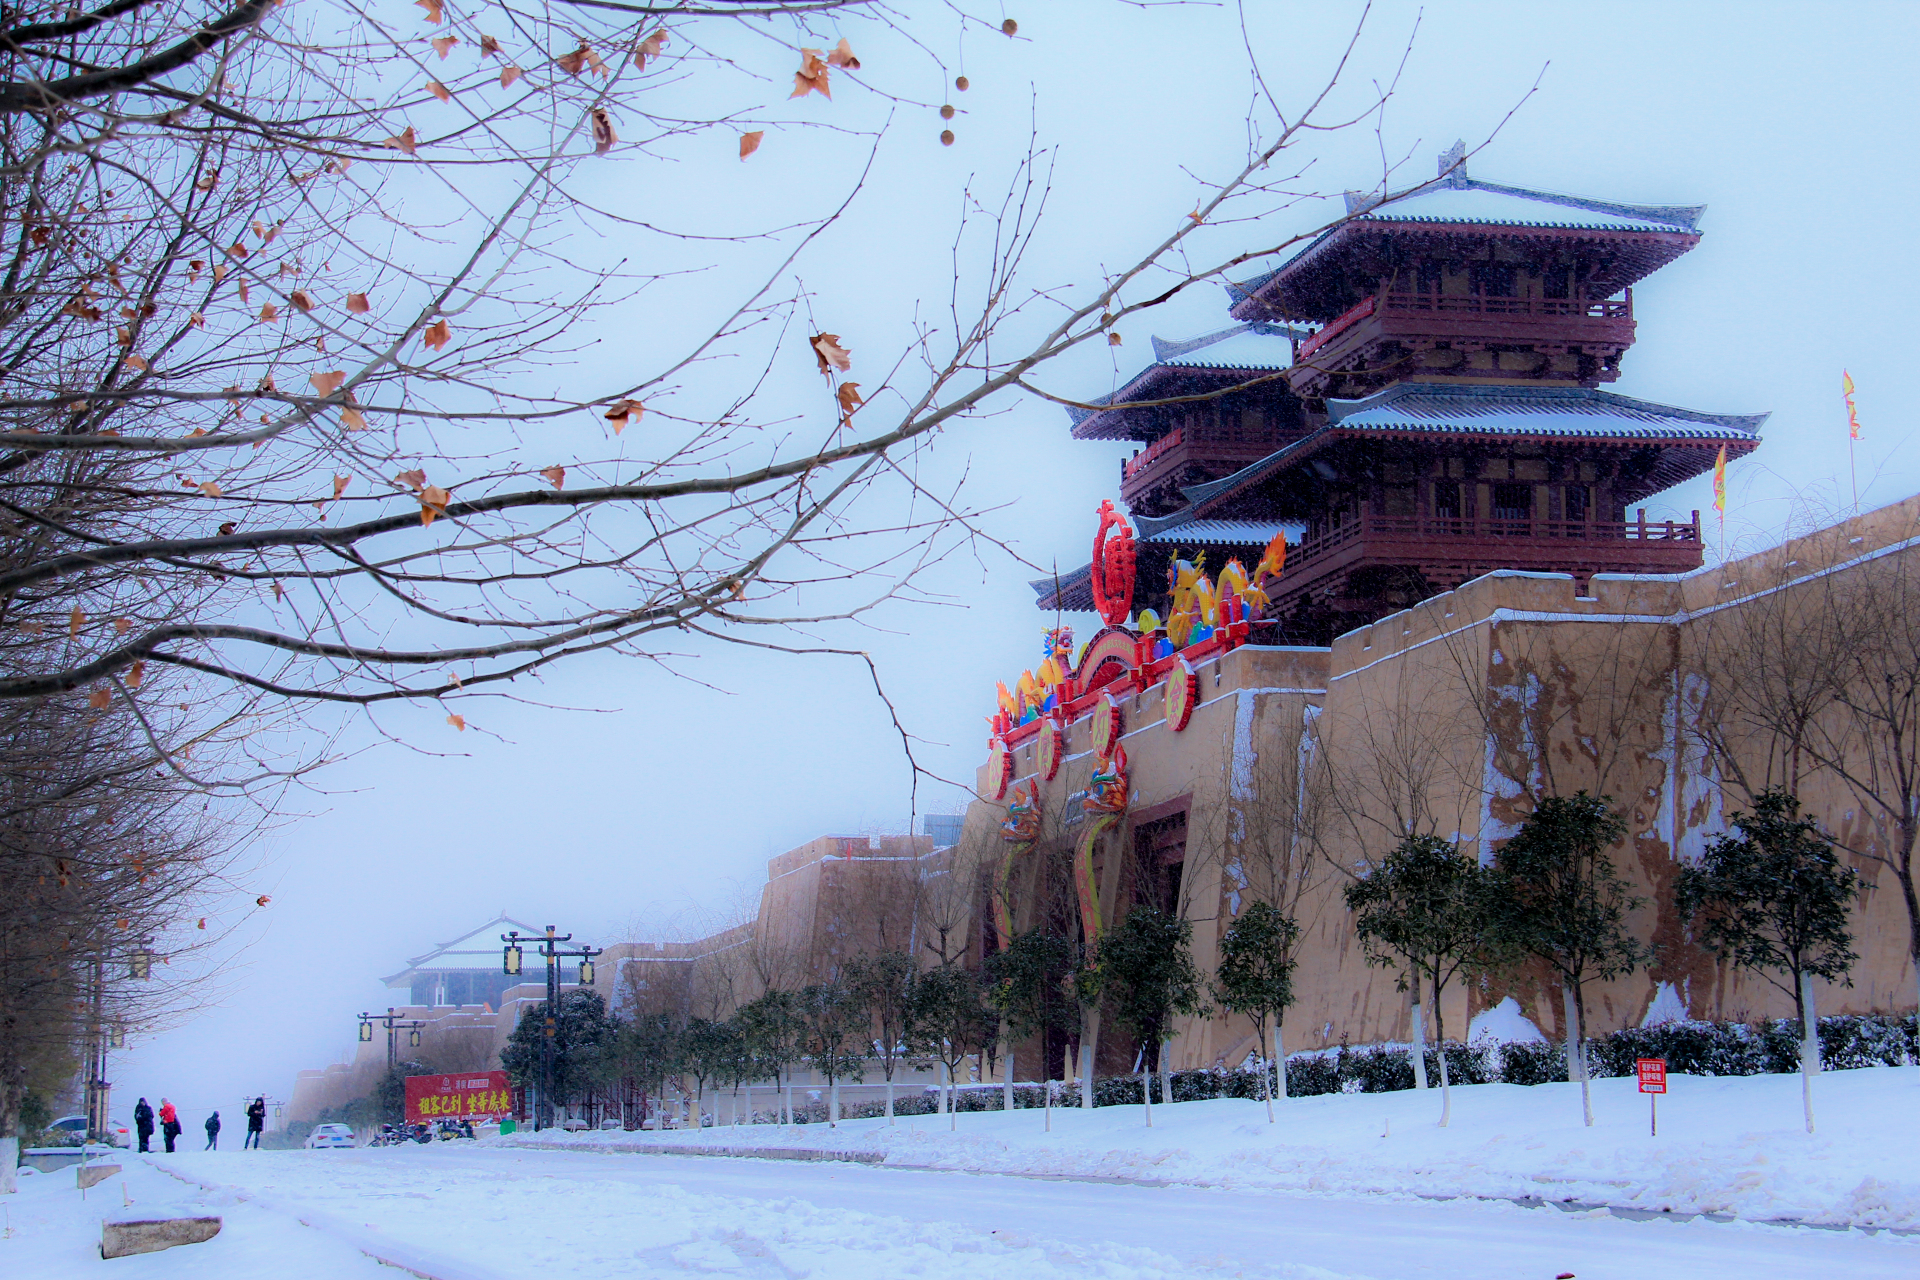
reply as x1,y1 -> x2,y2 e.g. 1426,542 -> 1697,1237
1039,152 -> 1765,643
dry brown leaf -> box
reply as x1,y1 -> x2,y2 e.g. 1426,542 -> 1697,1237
213,263 -> 228,284
20,621 -> 41,635
386,127 -> 418,155
480,33 -> 500,56
431,34 -> 457,58
427,80 -> 452,103
810,333 -> 852,374
500,64 -> 522,88
341,406 -> 368,430
539,464 -> 566,489
603,398 -> 643,432
310,369 -> 347,396
416,0 -> 442,23
113,617 -> 131,635
256,895 -> 272,907
291,290 -> 313,312
1186,209 -> 1203,224
346,292 -> 370,314
88,687 -> 112,710
197,480 -> 222,497
237,280 -> 249,303
227,241 -> 249,259
272,580 -> 283,601
422,318 -> 451,351
258,303 -> 278,322
128,660 -> 144,688
69,606 -> 85,636
218,521 -> 236,536
195,170 -> 218,192
557,43 -> 588,75
123,354 -> 148,372
394,468 -> 427,491
420,484 -> 451,525
791,48 -> 830,99
739,130 -> 764,160
189,311 -> 205,327
447,713 -> 466,731
591,108 -> 617,154
836,381 -> 864,418
826,37 -> 860,70
634,27 -> 667,68
333,475 -> 350,500
584,46 -> 608,77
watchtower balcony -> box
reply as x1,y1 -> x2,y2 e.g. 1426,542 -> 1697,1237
1289,289 -> 1636,399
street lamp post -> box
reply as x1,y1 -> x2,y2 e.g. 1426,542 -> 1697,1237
501,925 -> 600,1132
86,939 -> 154,1144
357,1008 -> 427,1072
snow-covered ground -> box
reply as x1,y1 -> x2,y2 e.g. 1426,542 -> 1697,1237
510,1065 -> 1920,1229
5,1069 -> 1916,1278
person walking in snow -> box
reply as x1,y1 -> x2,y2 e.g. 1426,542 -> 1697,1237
245,1097 -> 266,1149
204,1110 -> 221,1150
133,1098 -> 154,1153
159,1098 -> 180,1153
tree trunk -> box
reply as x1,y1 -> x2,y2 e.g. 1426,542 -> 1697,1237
1567,982 -> 1594,1127
0,1135 -> 16,1195
1434,983 -> 1452,1128
1159,1041 -> 1172,1108
829,1075 -> 839,1128
1081,1009 -> 1100,1110
1142,1062 -> 1152,1127
939,1056 -> 949,1115
1003,1039 -> 1015,1113
744,1081 -> 752,1125
782,1070 -> 792,1126
885,1075 -> 895,1124
1800,969 -> 1820,1134
1274,1021 -> 1288,1102
1408,975 -> 1428,1091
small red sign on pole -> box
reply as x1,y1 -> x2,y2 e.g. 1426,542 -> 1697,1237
1636,1057 -> 1667,1136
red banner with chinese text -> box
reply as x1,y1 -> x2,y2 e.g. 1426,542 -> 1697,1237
404,1071 -> 514,1123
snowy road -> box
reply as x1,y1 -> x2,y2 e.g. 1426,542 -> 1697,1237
141,1144 -> 1918,1280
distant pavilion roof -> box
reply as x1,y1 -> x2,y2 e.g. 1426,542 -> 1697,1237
1068,323 -> 1306,441
1227,165 -> 1705,324
380,913 -> 546,986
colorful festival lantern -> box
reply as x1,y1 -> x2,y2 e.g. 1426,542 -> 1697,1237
1091,692 -> 1125,756
1074,743 -> 1129,947
994,781 -> 1042,946
1036,716 -> 1065,781
984,739 -> 1013,800
1088,499 -> 1137,628
1164,656 -> 1199,732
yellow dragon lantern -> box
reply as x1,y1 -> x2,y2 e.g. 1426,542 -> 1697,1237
1166,555 -> 1219,648
1037,626 -> 1074,706
1242,531 -> 1288,611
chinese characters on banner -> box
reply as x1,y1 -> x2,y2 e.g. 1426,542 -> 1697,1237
404,1070 -> 514,1124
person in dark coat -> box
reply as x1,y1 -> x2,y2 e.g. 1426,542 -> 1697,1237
133,1098 -> 154,1153
159,1098 -> 180,1153
204,1110 -> 220,1150
245,1097 -> 266,1149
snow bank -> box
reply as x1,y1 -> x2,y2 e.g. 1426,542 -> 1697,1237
504,1065 -> 1920,1228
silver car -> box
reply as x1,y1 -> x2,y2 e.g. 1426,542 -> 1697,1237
46,1114 -> 132,1148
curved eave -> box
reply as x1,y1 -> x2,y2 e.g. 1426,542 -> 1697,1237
1068,362 -> 1292,441
1230,222 -> 1701,325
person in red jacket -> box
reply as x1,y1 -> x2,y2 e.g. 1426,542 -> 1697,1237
158,1098 -> 180,1153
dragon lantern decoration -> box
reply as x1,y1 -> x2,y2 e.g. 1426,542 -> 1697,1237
1088,499 -> 1137,628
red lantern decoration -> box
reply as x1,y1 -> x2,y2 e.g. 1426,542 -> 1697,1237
1088,499 -> 1137,628
1036,718 -> 1064,781
1164,657 -> 1199,731
984,740 -> 1013,800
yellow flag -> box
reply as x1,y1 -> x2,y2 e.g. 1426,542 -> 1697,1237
1844,370 -> 1861,440
1713,445 -> 1727,514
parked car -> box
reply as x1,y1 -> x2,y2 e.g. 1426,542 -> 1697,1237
45,1114 -> 132,1147
304,1123 -> 356,1149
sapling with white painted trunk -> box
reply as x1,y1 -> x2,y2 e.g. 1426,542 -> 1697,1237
1487,794 -> 1646,1128
1213,901 -> 1301,1123
1677,789 -> 1859,1134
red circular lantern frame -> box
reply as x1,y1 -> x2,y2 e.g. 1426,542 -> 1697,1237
1164,658 -> 1199,732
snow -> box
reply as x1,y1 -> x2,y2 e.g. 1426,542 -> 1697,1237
1469,995 -> 1547,1044
1642,981 -> 1692,1027
508,1065 -> 1920,1230
6,1070 -> 1917,1278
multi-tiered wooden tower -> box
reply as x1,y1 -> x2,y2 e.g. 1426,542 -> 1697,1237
1039,153 -> 1765,643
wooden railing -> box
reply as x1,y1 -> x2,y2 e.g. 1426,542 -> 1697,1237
1381,290 -> 1632,319
1123,427 -> 1183,480
1290,508 -> 1699,568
